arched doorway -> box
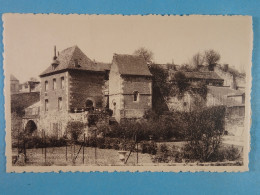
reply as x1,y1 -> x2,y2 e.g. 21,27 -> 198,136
85,99 -> 94,111
112,101 -> 116,116
25,120 -> 37,134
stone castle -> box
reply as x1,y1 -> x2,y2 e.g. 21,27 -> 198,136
12,45 -> 246,138
21,46 -> 152,137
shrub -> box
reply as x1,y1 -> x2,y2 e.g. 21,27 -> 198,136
152,144 -> 171,163
66,121 -> 85,142
140,141 -> 157,155
183,106 -> 226,162
223,145 -> 241,161
96,137 -> 106,149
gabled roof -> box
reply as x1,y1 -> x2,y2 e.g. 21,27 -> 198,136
184,71 -> 223,80
207,86 -> 245,106
10,74 -> 19,81
40,46 -> 106,77
113,54 -> 152,76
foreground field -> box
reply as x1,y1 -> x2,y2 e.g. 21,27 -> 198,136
12,140 -> 243,166
13,145 -> 153,166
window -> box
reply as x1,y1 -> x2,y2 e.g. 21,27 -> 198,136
61,77 -> 65,89
53,78 -> 56,90
133,91 -> 139,102
44,81 -> 48,91
58,97 -> 62,110
45,99 -> 49,111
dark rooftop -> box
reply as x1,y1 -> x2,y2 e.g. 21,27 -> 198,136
207,86 -> 245,106
113,54 -> 152,76
40,46 -> 108,77
183,71 -> 223,80
10,74 -> 19,81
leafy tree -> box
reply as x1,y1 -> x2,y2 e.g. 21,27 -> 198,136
148,64 -> 171,114
184,106 -> 226,162
66,121 -> 85,142
204,49 -> 220,70
133,47 -> 153,63
149,64 -> 171,97
29,77 -> 39,82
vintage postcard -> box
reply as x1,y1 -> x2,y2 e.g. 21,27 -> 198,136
3,14 -> 252,172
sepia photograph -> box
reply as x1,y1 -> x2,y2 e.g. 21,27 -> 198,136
4,14 -> 252,172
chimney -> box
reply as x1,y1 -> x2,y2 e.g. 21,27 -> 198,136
51,45 -> 59,69
53,45 -> 57,60
223,64 -> 229,72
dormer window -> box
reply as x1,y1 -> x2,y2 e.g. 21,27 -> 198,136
74,59 -> 81,67
133,91 -> 139,102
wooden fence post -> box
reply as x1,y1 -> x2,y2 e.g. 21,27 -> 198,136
136,134 -> 138,164
65,142 -> 67,161
44,131 -> 47,163
83,133 -> 85,164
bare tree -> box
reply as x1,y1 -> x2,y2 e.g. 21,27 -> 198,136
133,47 -> 153,63
192,52 -> 205,68
204,49 -> 220,66
29,77 -> 39,82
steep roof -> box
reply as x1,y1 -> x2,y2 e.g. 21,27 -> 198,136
10,74 -> 19,81
113,54 -> 152,76
184,71 -> 223,80
40,46 -> 106,77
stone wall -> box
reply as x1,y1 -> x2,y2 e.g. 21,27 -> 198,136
40,70 -> 106,136
214,66 -> 246,89
69,70 -> 105,110
225,106 -> 245,136
40,71 -> 69,136
11,92 -> 40,114
206,93 -> 223,107
109,65 -> 152,121
121,76 -> 152,110
214,66 -> 234,87
167,92 -> 206,112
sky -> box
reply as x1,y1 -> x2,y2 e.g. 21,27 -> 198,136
3,14 -> 252,83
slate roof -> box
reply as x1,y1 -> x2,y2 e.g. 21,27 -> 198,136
10,74 -> 19,81
207,86 -> 245,106
40,46 -> 107,77
113,54 -> 152,76
184,71 -> 223,80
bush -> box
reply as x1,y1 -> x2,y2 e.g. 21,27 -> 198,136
66,121 -> 85,142
152,144 -> 171,163
13,135 -> 68,150
183,106 -> 226,162
140,141 -> 157,155
223,145 -> 241,161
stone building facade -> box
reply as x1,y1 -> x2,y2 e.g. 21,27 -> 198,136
10,74 -> 20,94
214,64 -> 246,90
25,46 -> 153,136
39,46 -> 108,136
109,54 -> 152,122
206,86 -> 245,136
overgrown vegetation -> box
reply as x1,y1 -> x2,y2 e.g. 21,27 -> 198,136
66,121 -> 86,142
183,106 -> 226,162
